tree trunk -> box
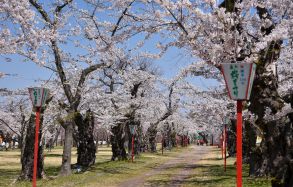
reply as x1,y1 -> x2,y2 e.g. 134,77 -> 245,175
252,116 -> 293,187
134,123 -> 142,155
171,132 -> 177,147
19,113 -> 45,180
243,120 -> 257,165
59,120 -> 73,176
219,1 -> 291,185
241,120 -> 258,176
111,124 -> 127,160
18,110 -> 27,150
18,122 -> 26,150
165,124 -> 172,150
52,126 -> 61,147
147,123 -> 157,152
75,110 -> 96,169
248,62 -> 292,186
127,120 -> 141,155
227,119 -> 236,157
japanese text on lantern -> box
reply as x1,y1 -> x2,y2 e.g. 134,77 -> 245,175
230,65 -> 239,97
240,65 -> 246,86
33,89 -> 38,105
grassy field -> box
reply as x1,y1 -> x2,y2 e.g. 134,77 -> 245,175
143,147 -> 272,187
184,148 -> 272,187
0,145 -> 272,187
0,144 -> 182,187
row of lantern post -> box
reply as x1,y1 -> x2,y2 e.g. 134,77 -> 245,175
162,134 -> 188,156
221,123 -> 227,172
220,100 -> 244,187
27,63 -> 255,187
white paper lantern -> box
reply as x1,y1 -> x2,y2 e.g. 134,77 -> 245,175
221,63 -> 256,100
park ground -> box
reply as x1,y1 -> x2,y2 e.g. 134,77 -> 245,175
0,145 -> 271,187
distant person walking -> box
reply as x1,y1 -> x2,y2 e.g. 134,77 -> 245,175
1,141 -> 5,151
15,141 -> 19,149
5,141 -> 9,151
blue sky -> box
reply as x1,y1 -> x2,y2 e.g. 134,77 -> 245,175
0,0 -> 220,91
0,46 -> 219,90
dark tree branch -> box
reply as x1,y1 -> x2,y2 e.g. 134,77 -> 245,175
73,63 -> 108,109
29,0 -> 52,24
159,0 -> 188,36
99,78 -> 110,87
55,0 -> 73,14
51,40 -> 74,104
43,65 -> 57,72
30,0 -> 75,106
54,0 -> 73,26
0,119 -> 21,136
153,81 -> 176,126
111,0 -> 136,37
131,82 -> 142,98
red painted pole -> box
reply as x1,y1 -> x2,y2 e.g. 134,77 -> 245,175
33,107 -> 40,187
224,124 -> 227,172
237,101 -> 243,187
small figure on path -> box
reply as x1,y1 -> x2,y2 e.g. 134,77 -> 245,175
5,141 -> 9,151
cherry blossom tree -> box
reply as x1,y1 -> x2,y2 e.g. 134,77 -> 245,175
0,0 -> 162,176
1,0 -> 292,185
131,1 -> 293,185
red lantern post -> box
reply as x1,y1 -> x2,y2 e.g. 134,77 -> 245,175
28,88 -> 49,187
129,125 -> 136,162
236,101 -> 243,184
32,107 -> 40,187
221,63 -> 256,187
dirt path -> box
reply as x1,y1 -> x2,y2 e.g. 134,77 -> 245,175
118,145 -> 210,187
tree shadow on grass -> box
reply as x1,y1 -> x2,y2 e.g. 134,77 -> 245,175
45,165 -> 61,176
0,168 -> 20,187
152,164 -> 236,178
200,157 -> 223,161
44,154 -> 63,157
209,148 -> 221,152
195,164 -> 236,177
183,177 -> 231,186
146,176 -> 230,187
91,160 -> 134,174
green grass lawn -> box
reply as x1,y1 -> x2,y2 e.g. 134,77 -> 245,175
0,145 -> 272,187
0,144 -> 182,187
183,147 -> 272,187
143,147 -> 272,187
